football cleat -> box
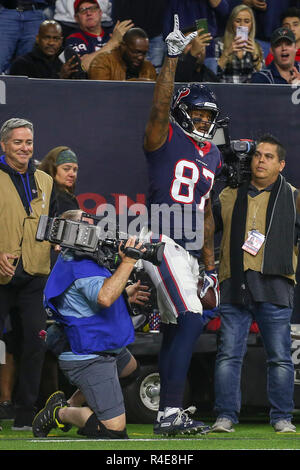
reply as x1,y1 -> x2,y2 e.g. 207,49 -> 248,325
153,406 -> 211,436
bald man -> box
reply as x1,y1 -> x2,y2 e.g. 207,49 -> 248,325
89,27 -> 156,81
9,20 -> 82,79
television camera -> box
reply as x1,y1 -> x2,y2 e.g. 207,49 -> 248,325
36,213 -> 165,270
212,118 -> 256,188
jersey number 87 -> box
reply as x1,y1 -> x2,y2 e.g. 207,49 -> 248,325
170,160 -> 214,210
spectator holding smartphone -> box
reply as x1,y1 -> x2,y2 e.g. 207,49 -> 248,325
162,0 -> 230,74
215,4 -> 264,83
175,25 -> 219,83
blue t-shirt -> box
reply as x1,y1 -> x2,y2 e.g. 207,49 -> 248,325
44,251 -> 135,357
57,275 -> 105,361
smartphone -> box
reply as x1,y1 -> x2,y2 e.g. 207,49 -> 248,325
195,18 -> 208,35
236,25 -> 248,42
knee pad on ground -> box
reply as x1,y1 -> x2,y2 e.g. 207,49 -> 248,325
80,413 -> 128,439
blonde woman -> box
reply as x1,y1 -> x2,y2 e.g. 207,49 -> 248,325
215,4 -> 263,83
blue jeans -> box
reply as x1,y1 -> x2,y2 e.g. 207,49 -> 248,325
147,34 -> 166,73
0,7 -> 45,73
204,57 -> 218,75
214,302 -> 294,425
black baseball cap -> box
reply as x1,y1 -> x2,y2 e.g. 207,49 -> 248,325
271,27 -> 296,46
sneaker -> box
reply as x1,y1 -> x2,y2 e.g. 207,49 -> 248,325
153,420 -> 161,434
273,420 -> 296,433
153,406 -> 210,436
32,390 -> 69,437
212,417 -> 235,433
43,391 -> 72,433
12,424 -> 33,431
0,401 -> 15,420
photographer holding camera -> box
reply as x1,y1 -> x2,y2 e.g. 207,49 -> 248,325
32,209 -> 146,440
212,134 -> 300,434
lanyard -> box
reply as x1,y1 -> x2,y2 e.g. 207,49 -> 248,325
18,171 -> 33,213
0,154 -> 33,213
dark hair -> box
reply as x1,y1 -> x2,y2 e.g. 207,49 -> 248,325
281,7 -> 300,22
182,25 -> 197,34
256,133 -> 286,161
39,146 -> 78,194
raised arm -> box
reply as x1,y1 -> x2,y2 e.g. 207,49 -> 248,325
81,20 -> 134,73
143,57 -> 178,152
97,238 -> 145,308
144,14 -> 197,153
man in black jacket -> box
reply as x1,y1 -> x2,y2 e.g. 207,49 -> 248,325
175,25 -> 219,83
9,20 -> 82,79
212,134 -> 300,434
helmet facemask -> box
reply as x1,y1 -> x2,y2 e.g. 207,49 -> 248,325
171,84 -> 220,143
189,103 -> 220,142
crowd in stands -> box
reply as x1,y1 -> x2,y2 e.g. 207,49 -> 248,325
1,0 -> 300,84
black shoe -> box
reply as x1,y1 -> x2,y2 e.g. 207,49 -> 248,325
12,408 -> 35,431
32,391 -> 69,437
43,391 -> 72,433
0,401 -> 15,420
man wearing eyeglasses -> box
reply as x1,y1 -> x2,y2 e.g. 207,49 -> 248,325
65,0 -> 133,73
88,27 -> 157,81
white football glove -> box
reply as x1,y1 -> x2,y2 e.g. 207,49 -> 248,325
200,270 -> 220,307
165,14 -> 197,57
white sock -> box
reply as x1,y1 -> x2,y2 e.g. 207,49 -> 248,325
156,411 -> 164,422
164,407 -> 180,418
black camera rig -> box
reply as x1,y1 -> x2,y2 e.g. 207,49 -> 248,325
212,119 -> 256,188
36,213 -> 165,269
220,139 -> 256,188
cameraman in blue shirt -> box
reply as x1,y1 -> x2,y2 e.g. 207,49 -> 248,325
32,209 -> 146,439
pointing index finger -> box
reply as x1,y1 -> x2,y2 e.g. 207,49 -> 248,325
173,14 -> 179,32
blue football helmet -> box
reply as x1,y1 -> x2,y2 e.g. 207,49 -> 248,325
170,83 -> 220,142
